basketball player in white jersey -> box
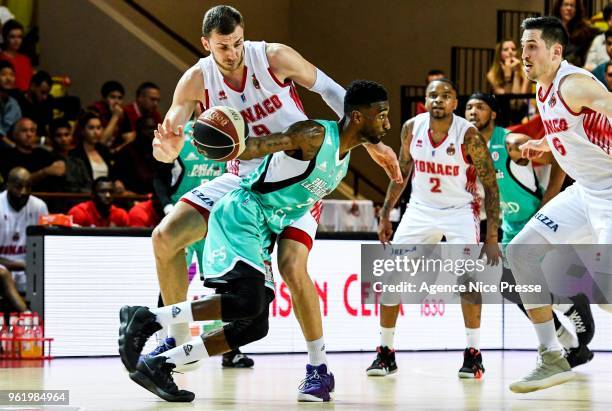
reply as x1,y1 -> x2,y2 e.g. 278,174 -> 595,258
366,79 -> 501,378
147,5 -> 400,401
505,16 -> 612,393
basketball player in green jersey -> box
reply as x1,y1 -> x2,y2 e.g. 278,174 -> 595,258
119,80 -> 390,402
465,92 -> 594,367
151,119 -> 255,368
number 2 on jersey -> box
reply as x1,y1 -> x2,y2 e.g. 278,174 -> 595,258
430,177 -> 442,193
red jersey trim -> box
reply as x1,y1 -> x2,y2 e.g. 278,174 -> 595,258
289,83 -> 306,115
279,227 -> 313,251
538,83 -> 554,103
267,67 -> 292,88
428,129 -> 449,148
223,66 -> 248,93
556,87 -> 584,117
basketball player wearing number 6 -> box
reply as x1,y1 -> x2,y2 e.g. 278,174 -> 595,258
505,16 -> 612,394
366,78 -> 501,379
147,5 -> 401,402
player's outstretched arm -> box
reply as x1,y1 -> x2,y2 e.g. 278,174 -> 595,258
153,65 -> 203,163
238,120 -> 325,161
378,120 -> 414,243
464,128 -> 501,262
267,43 -> 402,183
561,73 -> 612,117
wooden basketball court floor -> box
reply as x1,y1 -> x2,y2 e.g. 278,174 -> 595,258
1,351 -> 611,410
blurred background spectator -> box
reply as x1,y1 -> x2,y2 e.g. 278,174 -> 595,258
114,115 -> 157,194
89,80 -> 125,148
69,110 -> 115,182
0,19 -> 32,91
584,3 -> 612,71
0,61 -> 21,146
128,193 -> 163,228
592,30 -> 612,85
68,176 -> 129,227
553,0 -> 599,67
118,81 -> 161,149
49,118 -> 91,193
14,70 -> 53,138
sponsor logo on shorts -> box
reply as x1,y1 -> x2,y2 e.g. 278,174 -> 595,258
191,190 -> 214,208
172,306 -> 182,318
183,344 -> 193,356
534,212 -> 559,232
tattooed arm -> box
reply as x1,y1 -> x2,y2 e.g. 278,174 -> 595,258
379,120 -> 415,243
464,128 -> 500,242
238,120 -> 325,160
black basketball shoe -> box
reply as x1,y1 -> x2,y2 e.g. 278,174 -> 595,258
118,305 -> 162,372
222,349 -> 254,368
458,348 -> 485,379
366,346 -> 397,376
565,293 -> 595,346
566,344 -> 594,369
129,356 -> 195,402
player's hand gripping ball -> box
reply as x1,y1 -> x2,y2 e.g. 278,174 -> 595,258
192,106 -> 248,161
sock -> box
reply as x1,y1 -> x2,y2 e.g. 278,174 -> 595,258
168,324 -> 191,345
534,319 -> 563,352
557,325 -> 579,349
553,303 -> 573,314
151,301 -> 194,327
306,337 -> 328,366
161,337 -> 209,366
380,327 -> 395,349
465,327 -> 480,350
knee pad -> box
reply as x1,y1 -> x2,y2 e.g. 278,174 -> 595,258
220,277 -> 268,321
224,310 -> 270,349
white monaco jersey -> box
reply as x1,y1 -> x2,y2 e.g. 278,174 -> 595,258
199,40 -> 308,176
409,113 -> 479,211
0,191 -> 47,269
536,60 -> 612,195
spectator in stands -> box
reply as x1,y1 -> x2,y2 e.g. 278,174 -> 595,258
128,194 -> 163,228
584,3 -> 612,71
592,30 -> 612,85
486,39 -> 531,95
49,118 -> 91,194
0,20 -> 32,91
114,115 -> 157,194
69,110 -> 115,182
14,71 -> 54,138
68,176 -> 129,227
553,0 -> 599,67
604,61 -> 612,90
0,60 -> 20,147
89,80 -> 125,148
119,82 -> 162,142
0,167 -> 47,300
0,118 -> 66,193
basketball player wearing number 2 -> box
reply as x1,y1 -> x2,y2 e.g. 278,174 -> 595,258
506,17 -> 612,394
366,79 -> 501,379
148,5 -> 400,402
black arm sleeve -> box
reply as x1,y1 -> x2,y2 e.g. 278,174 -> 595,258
153,160 -> 175,208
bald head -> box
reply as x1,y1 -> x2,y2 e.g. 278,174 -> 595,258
6,167 -> 31,211
12,117 -> 37,152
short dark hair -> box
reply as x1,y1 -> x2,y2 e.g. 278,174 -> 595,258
521,16 -> 568,50
31,70 -> 52,87
2,19 -> 23,45
101,80 -> 124,98
427,77 -> 459,93
344,80 -> 388,114
0,60 -> 14,72
49,118 -> 71,136
202,5 -> 244,38
427,69 -> 445,77
467,92 -> 499,113
136,81 -> 159,97
92,176 -> 113,193
604,3 -> 612,22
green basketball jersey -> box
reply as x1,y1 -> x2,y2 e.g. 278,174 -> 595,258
170,121 -> 226,204
489,126 -> 542,241
240,119 -> 350,234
